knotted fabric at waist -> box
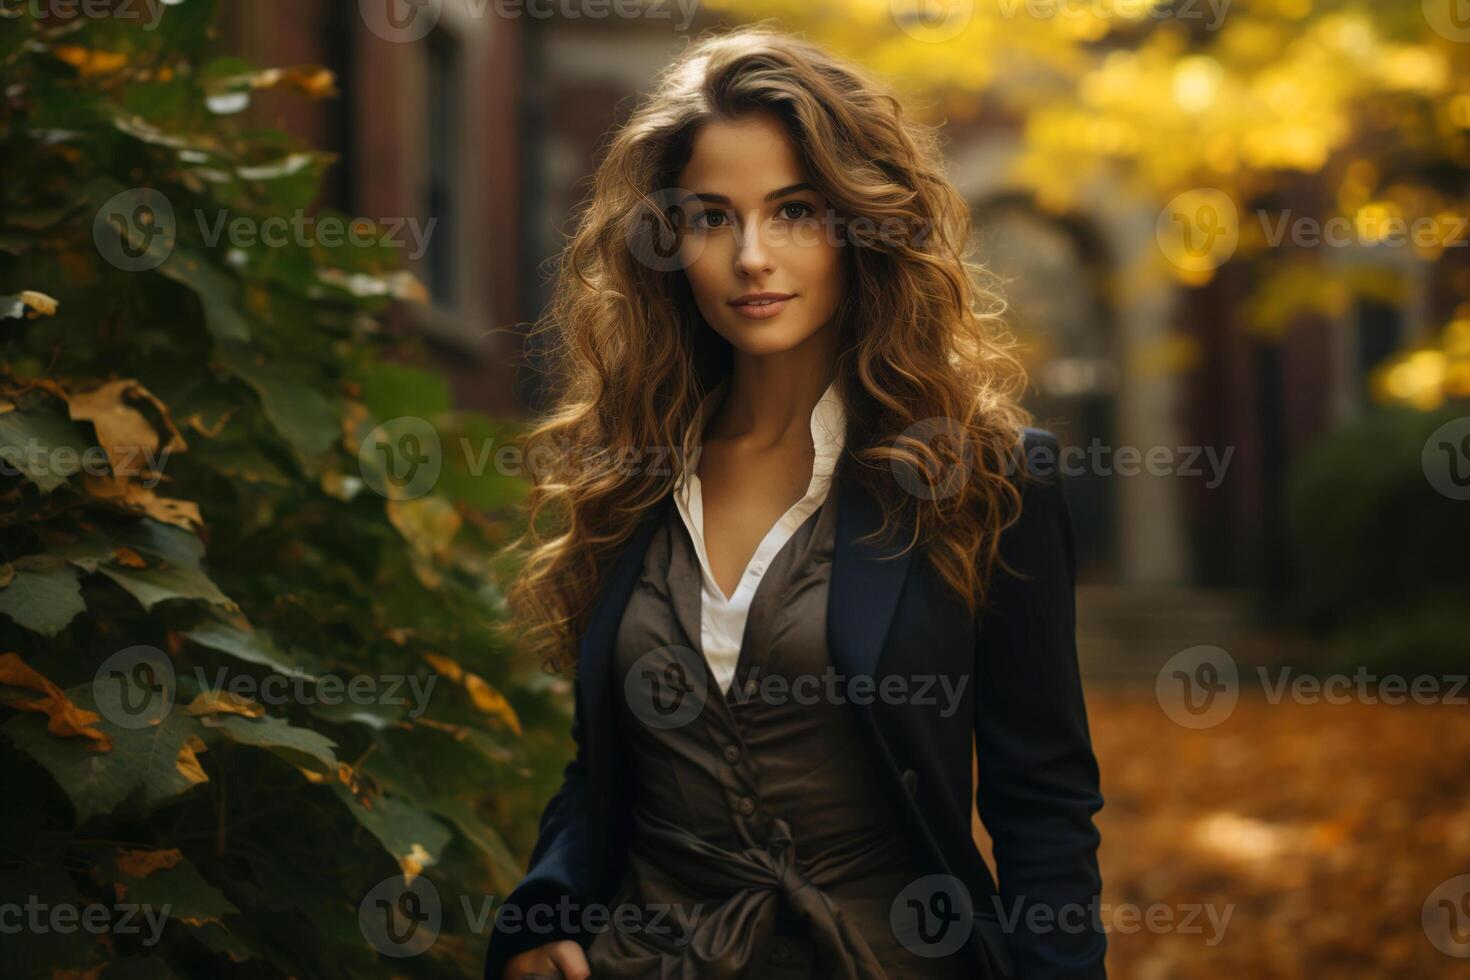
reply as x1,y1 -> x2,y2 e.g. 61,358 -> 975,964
585,803 -> 891,980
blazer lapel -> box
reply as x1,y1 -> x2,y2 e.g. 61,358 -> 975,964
576,493 -> 672,753
828,467 -> 915,684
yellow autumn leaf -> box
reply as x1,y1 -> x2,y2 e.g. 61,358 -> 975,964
175,734 -> 209,786
421,651 -> 462,683
398,842 -> 433,881
183,691 -> 265,718
386,496 -> 462,561
462,673 -> 523,736
18,290 -> 58,317
53,45 -> 128,76
113,546 -> 146,568
421,651 -> 522,734
258,65 -> 338,98
0,652 -> 113,750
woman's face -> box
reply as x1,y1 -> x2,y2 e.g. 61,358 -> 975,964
674,112 -> 844,356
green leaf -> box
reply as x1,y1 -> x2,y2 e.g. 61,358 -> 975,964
182,612 -> 320,680
203,713 -> 338,774
95,853 -> 239,926
91,519 -> 235,611
0,391 -> 99,492
427,796 -> 522,894
97,561 -> 234,611
330,785 -> 452,875
3,686 -> 210,823
157,246 -> 252,342
355,361 -> 452,421
216,339 -> 338,462
0,556 -> 85,636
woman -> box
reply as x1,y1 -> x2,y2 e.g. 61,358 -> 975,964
485,25 -> 1105,980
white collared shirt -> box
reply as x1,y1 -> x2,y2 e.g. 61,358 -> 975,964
673,377 -> 847,695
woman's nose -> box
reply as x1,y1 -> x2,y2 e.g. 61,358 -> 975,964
734,214 -> 774,276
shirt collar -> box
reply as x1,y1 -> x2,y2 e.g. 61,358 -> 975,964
676,376 -> 847,496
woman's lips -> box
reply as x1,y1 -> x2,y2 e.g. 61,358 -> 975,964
728,294 -> 795,320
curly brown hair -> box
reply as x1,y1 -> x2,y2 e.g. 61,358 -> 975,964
496,23 -> 1036,674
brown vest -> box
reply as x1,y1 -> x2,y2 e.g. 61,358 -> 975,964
585,468 -> 971,980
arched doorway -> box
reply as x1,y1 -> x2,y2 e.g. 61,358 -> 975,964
971,193 -> 1120,581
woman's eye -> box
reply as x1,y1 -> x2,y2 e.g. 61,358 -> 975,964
778,202 -> 815,221
692,209 -> 728,229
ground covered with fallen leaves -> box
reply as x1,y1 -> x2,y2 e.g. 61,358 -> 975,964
1052,687 -> 1470,978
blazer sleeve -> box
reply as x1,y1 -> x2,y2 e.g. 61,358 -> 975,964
483,672 -> 595,980
973,431 -> 1107,979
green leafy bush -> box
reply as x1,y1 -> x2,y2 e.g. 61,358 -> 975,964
1285,405 -> 1470,672
0,4 -> 561,976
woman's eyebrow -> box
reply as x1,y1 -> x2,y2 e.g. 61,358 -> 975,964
689,182 -> 817,206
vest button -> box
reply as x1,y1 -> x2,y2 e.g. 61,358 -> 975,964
723,745 -> 741,764
736,796 -> 756,815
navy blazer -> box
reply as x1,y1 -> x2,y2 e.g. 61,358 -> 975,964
484,428 -> 1106,980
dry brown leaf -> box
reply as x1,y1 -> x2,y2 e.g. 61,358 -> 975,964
112,546 -> 146,568
0,652 -> 113,750
51,967 -> 104,980
183,408 -> 233,438
67,379 -> 187,476
115,847 -> 183,879
83,473 -> 202,530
